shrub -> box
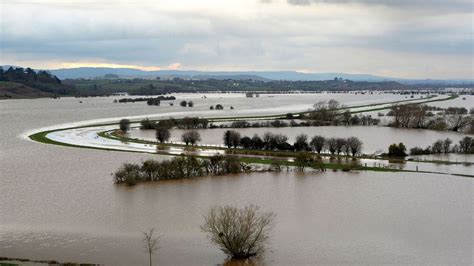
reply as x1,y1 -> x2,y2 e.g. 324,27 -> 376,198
140,118 -> 156,129
223,155 -> 242,174
410,147 -> 431,155
119,119 -> 131,132
387,143 -> 408,157
113,163 -> 141,185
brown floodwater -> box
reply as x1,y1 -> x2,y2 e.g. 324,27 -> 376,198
0,94 -> 472,265
129,126 -> 472,157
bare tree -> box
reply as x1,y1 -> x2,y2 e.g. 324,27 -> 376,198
335,138 -> 347,155
294,134 -> 309,151
346,137 -> 363,157
143,228 -> 161,266
223,130 -> 241,148
310,135 -> 326,154
201,205 -> 274,259
442,138 -> 452,153
156,127 -> 170,143
431,140 -> 444,154
447,115 -> 472,132
182,130 -> 201,146
459,137 -> 473,153
326,138 -> 338,155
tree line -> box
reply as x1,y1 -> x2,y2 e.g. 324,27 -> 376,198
410,137 -> 473,155
140,117 -> 210,130
114,96 -> 176,104
387,103 -> 473,133
0,67 -> 60,84
223,130 -> 363,156
0,66 -> 70,95
122,118 -> 365,156
300,99 -> 380,126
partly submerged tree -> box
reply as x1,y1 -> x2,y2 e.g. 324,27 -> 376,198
387,143 -> 408,157
156,127 -> 171,143
119,118 -> 131,132
346,137 -> 363,157
143,228 -> 161,266
201,205 -> 275,259
181,130 -> 201,146
223,130 -> 241,148
310,135 -> 326,154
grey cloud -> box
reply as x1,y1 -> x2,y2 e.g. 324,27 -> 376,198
287,0 -> 473,12
1,0 -> 473,79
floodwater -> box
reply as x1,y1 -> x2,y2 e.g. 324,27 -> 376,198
0,93 -> 472,265
129,126 -> 472,157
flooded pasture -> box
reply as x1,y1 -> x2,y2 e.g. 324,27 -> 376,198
128,126 -> 472,157
0,93 -> 472,265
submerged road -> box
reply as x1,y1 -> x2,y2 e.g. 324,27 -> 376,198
27,94 -> 472,176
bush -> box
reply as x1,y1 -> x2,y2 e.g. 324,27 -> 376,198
140,118 -> 156,129
119,119 -> 131,132
224,155 -> 242,174
201,205 -> 274,259
113,163 -> 141,185
410,147 -> 431,155
387,143 -> 408,157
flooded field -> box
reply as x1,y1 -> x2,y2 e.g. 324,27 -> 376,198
128,126 -> 472,157
0,93 -> 472,265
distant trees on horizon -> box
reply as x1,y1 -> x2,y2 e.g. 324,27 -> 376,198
0,66 -> 61,84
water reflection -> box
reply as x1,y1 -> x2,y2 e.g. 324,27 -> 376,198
221,257 -> 264,266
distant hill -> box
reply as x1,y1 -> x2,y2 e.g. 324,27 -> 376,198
0,81 -> 55,99
3,66 -> 473,85
0,66 -> 72,98
43,67 -> 474,85
47,67 -> 391,81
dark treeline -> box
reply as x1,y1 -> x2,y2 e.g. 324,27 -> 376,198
140,117 -> 209,130
0,66 -> 70,95
223,130 -> 363,157
65,77 -> 410,96
114,95 -> 176,104
114,155 -> 248,185
0,67 -> 60,84
410,137 -> 473,155
215,114 -> 379,129
387,104 -> 473,133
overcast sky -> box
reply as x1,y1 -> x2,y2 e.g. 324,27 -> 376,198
1,0 -> 473,79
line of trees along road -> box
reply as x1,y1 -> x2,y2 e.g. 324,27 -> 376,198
223,130 -> 363,157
